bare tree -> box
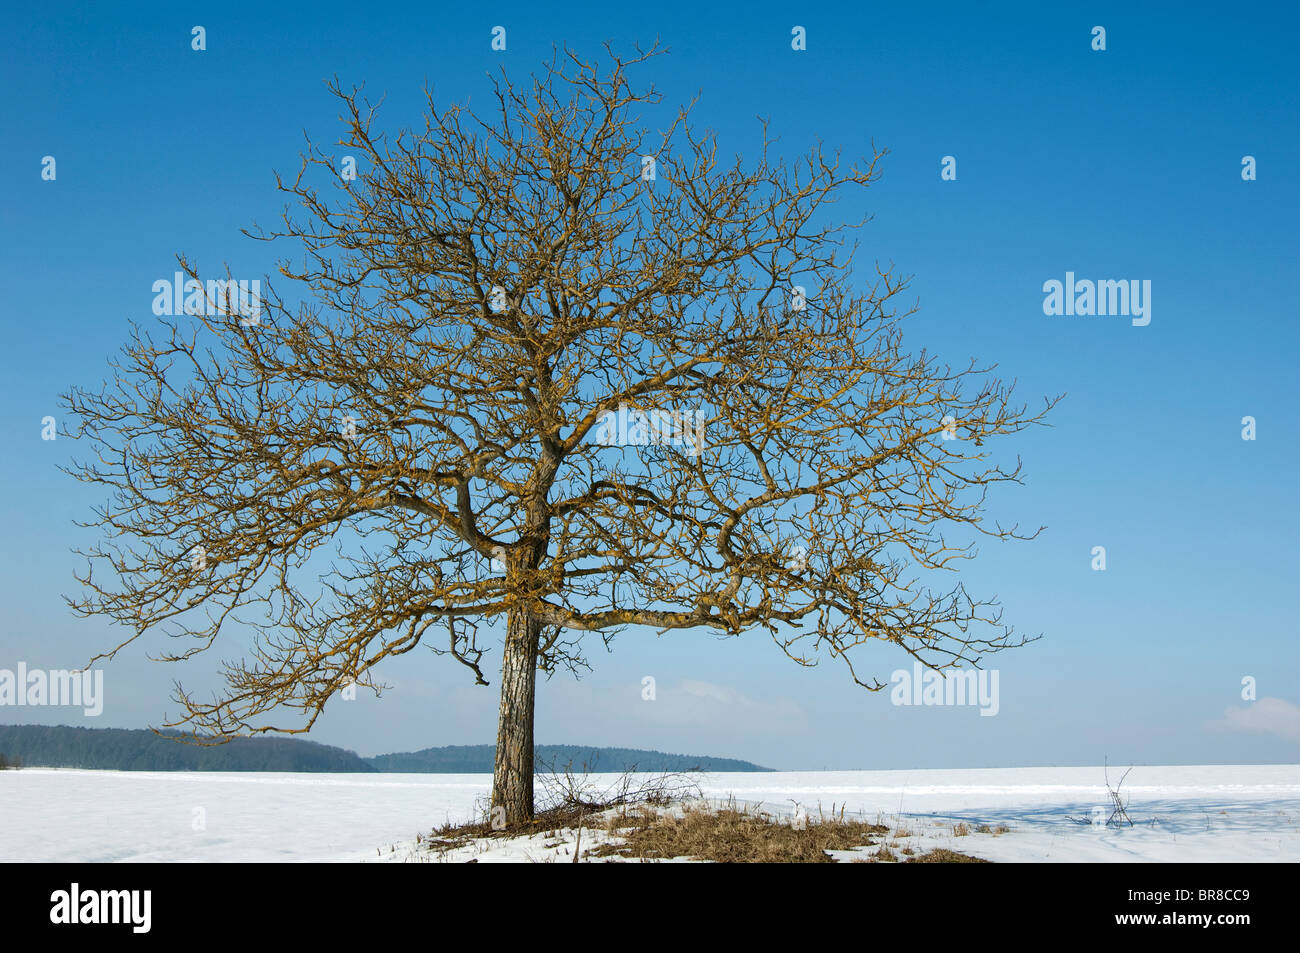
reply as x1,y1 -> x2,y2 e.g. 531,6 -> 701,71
63,44 -> 1055,823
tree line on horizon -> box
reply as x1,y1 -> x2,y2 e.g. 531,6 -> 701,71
0,725 -> 770,773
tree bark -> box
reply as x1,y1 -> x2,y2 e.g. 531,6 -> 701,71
492,607 -> 541,824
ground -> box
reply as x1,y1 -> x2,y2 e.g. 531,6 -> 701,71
2,764 -> 1297,862
374,798 -> 998,863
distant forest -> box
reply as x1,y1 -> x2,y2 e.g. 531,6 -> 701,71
0,725 -> 770,773
368,743 -> 769,773
0,724 -> 370,772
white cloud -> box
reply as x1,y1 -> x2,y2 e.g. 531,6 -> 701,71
676,679 -> 747,704
659,679 -> 809,733
538,677 -> 809,753
1208,697 -> 1300,743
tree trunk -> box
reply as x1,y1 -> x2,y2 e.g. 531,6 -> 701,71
492,607 -> 541,825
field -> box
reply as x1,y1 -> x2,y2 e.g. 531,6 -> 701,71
3,764 -> 1298,863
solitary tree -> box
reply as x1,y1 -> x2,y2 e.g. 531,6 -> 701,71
65,45 -> 1053,823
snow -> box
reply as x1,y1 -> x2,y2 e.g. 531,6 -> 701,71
2,764 -> 1297,862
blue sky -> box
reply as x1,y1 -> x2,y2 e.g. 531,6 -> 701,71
1,1 -> 1297,769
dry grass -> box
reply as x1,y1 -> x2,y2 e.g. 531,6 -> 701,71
420,778 -> 996,864
429,800 -> 594,842
425,765 -> 702,846
905,848 -> 991,863
591,803 -> 890,862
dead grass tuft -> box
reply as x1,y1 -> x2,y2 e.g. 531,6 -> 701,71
905,848 -> 991,863
426,765 -> 701,849
592,803 -> 890,863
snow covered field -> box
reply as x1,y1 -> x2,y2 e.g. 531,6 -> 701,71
2,764 -> 1297,862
